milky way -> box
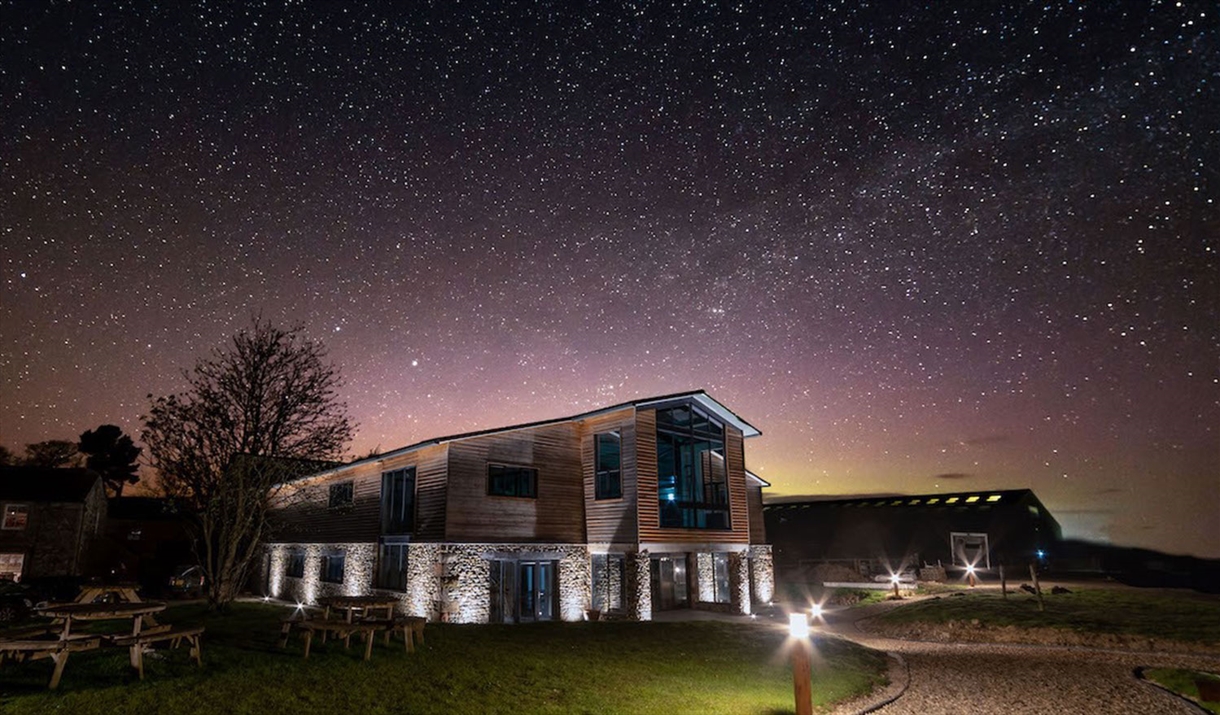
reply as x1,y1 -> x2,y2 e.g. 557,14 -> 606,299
1,1 -> 1216,556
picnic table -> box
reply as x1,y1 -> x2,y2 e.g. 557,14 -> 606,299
0,600 -> 204,689
75,582 -> 144,605
280,595 -> 423,660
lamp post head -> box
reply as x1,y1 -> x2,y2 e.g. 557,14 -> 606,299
789,613 -> 810,639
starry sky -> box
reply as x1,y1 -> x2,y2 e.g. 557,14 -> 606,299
2,1 -> 1216,557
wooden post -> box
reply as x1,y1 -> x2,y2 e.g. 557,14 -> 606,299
792,639 -> 813,715
1000,563 -> 1007,600
1029,562 -> 1045,612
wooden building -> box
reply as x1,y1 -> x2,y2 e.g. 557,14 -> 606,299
0,467 -> 108,582
260,391 -> 774,622
764,489 -> 1062,582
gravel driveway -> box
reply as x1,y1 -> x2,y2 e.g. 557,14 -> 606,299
819,599 -> 1220,714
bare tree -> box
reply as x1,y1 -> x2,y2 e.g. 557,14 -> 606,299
78,424 -> 142,497
142,319 -> 353,610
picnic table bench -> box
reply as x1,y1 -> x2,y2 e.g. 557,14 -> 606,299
0,634 -> 102,690
278,596 -> 424,660
0,600 -> 204,689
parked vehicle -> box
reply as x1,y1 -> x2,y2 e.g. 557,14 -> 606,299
167,565 -> 205,598
0,580 -> 40,622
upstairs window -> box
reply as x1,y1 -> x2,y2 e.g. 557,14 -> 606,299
381,468 -> 416,534
595,432 -> 622,500
488,464 -> 537,498
328,481 -> 354,509
1,504 -> 28,530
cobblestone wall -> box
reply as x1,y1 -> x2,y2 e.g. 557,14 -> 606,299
696,552 -> 715,602
729,550 -> 750,615
628,550 -> 652,621
749,545 -> 775,604
265,542 -> 376,604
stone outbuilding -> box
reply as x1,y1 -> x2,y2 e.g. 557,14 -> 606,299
0,467 -> 108,582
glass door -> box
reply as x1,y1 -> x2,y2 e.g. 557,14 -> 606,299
650,555 -> 690,611
517,560 -> 556,622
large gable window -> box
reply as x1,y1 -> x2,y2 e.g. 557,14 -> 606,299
595,432 -> 622,500
488,464 -> 537,498
655,404 -> 730,529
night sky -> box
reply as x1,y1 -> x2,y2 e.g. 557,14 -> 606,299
2,1 -> 1216,557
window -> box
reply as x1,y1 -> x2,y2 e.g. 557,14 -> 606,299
655,404 -> 730,529
1,504 -> 28,530
328,481 -> 354,508
591,553 -> 625,613
0,553 -> 24,581
377,542 -> 409,591
488,464 -> 537,498
320,551 -> 345,584
595,432 -> 622,500
287,551 -> 305,578
712,552 -> 731,604
381,468 -> 416,534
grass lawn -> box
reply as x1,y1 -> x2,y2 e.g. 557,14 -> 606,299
1142,668 -> 1220,714
872,588 -> 1220,644
0,603 -> 887,715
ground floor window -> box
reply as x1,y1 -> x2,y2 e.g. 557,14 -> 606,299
320,551 -> 345,584
711,552 -> 731,604
286,550 -> 305,578
591,554 -> 625,613
377,542 -> 408,590
0,553 -> 23,581
489,558 -> 557,623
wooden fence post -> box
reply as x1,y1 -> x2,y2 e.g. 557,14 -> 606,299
1029,562 -> 1044,612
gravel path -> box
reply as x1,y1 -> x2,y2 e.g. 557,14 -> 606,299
816,599 -> 1220,714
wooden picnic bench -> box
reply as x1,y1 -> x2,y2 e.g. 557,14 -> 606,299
107,625 -> 204,679
5,600 -> 204,688
278,597 -> 424,660
362,616 -> 426,652
295,619 -> 383,661
0,634 -> 101,690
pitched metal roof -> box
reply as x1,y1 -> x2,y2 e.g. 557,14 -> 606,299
285,389 -> 760,485
764,488 -> 1038,511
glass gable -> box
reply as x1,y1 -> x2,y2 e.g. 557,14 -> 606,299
655,404 -> 730,529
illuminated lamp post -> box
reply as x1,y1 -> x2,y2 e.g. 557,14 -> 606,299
966,564 -> 977,587
789,614 -> 813,715
889,573 -> 901,598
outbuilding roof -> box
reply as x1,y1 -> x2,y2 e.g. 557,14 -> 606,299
0,467 -> 102,502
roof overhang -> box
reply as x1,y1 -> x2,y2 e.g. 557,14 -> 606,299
634,391 -> 762,438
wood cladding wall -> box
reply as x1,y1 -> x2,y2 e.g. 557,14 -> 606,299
747,485 -> 766,544
267,444 -> 449,544
635,409 -> 750,545
580,407 -> 638,544
444,422 -> 584,543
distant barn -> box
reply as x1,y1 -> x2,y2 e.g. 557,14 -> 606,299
764,489 -> 1061,581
